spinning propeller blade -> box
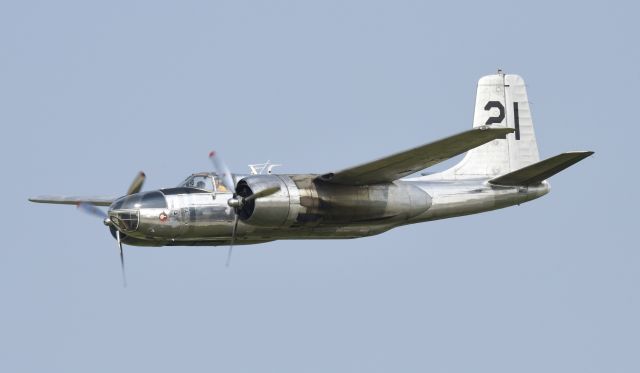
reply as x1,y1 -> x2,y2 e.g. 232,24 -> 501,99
116,230 -> 127,287
209,151 -> 235,192
209,150 -> 282,267
77,202 -> 107,219
227,214 -> 239,267
77,171 -> 144,286
225,185 -> 280,267
243,186 -> 280,203
126,171 -> 146,195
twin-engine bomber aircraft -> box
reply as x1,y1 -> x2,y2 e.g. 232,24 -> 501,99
30,72 -> 593,284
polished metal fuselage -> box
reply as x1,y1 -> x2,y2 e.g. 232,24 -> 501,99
110,173 -> 549,247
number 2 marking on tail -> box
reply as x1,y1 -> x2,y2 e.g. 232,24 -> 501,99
484,101 -> 505,125
484,101 -> 521,140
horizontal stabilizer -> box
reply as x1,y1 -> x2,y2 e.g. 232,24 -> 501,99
489,151 -> 594,186
28,195 -> 116,206
319,126 -> 514,185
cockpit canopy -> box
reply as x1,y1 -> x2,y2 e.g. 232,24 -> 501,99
109,173 -> 233,212
178,172 -> 232,193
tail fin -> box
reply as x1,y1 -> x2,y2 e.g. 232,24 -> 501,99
446,72 -> 540,177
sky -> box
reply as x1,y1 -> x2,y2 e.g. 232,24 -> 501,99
1,1 -> 638,372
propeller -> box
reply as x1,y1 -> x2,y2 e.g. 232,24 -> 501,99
76,171 -> 145,287
77,202 -> 107,219
116,230 -> 127,287
209,151 -> 235,192
209,151 -> 281,267
224,186 -> 280,267
227,213 -> 239,267
126,171 -> 146,195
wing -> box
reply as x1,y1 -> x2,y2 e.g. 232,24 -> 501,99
489,151 -> 594,186
28,195 -> 117,206
318,126 -> 514,185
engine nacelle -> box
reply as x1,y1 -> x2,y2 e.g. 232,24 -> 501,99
236,175 -> 294,227
236,174 -> 432,228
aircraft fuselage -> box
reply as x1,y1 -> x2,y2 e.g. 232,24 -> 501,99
111,173 -> 549,247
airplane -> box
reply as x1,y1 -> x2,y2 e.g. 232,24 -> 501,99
29,71 -> 593,285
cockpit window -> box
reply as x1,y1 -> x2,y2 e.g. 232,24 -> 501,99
213,175 -> 231,193
177,173 -> 234,193
180,174 -> 214,192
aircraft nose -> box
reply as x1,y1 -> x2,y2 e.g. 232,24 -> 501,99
108,191 -> 167,232
109,210 -> 140,232
107,193 -> 142,232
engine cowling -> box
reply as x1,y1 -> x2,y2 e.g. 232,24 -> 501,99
235,175 -> 294,227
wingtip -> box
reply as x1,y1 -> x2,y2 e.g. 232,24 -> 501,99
567,150 -> 595,157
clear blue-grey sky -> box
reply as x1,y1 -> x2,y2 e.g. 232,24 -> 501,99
1,1 -> 638,372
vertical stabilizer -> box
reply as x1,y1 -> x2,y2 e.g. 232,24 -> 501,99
446,72 -> 540,177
